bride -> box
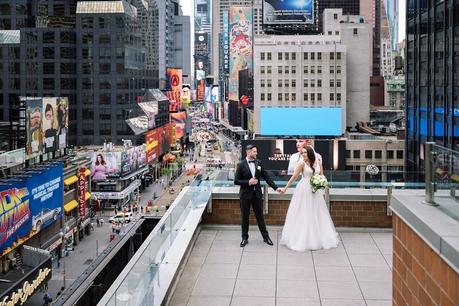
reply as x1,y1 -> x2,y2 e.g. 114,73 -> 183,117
280,146 -> 339,251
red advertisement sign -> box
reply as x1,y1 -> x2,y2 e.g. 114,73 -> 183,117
145,129 -> 159,163
79,168 -> 86,217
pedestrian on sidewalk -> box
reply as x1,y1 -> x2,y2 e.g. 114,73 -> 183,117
114,207 -> 118,215
43,292 -> 52,305
96,218 -> 100,227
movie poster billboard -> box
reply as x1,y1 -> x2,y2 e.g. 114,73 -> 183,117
229,7 -> 253,101
120,145 -> 146,177
180,85 -> 191,108
25,97 -> 44,158
195,33 -> 208,84
0,163 -> 63,255
158,124 -> 172,156
263,0 -> 314,25
145,129 -> 159,163
89,151 -> 122,181
42,97 -> 68,153
170,112 -> 187,139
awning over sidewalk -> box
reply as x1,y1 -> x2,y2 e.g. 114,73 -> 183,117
64,200 -> 78,212
85,192 -> 91,201
64,175 -> 78,186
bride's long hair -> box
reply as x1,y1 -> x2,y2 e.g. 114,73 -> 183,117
304,146 -> 316,174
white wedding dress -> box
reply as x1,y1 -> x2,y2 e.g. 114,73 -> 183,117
281,160 -> 339,251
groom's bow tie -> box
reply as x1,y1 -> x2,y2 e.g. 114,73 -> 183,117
248,160 -> 254,163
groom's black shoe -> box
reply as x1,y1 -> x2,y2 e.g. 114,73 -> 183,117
263,237 -> 274,246
240,239 -> 248,247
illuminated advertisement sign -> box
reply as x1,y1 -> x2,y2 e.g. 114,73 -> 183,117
260,107 -> 343,136
263,0 -> 315,25
79,168 -> 86,217
145,129 -> 159,163
222,11 -> 230,73
120,144 -> 147,177
229,7 -> 253,101
170,112 -> 187,139
89,151 -> 122,181
197,79 -> 205,102
180,85 -> 191,108
211,86 -> 219,103
25,97 -> 68,159
0,163 -> 63,255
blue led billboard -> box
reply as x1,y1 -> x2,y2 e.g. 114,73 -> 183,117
260,107 -> 343,136
0,163 -> 63,255
263,0 -> 315,24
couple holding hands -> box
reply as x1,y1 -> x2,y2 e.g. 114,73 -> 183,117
234,144 -> 339,251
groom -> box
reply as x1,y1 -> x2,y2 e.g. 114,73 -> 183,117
234,144 -> 281,247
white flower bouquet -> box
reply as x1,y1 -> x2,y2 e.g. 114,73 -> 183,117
310,174 -> 328,193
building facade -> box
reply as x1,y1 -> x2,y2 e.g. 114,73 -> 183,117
405,0 -> 459,176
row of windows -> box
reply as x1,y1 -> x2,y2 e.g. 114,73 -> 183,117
261,65 -> 342,75
260,52 -> 342,61
346,150 -> 404,159
260,79 -> 342,88
260,92 -> 342,102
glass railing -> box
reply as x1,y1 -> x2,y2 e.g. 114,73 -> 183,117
100,177 -> 213,306
432,144 -> 459,199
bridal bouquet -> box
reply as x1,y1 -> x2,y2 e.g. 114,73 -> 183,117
310,174 -> 328,193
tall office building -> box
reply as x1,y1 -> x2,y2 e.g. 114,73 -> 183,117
318,0 -> 360,32
406,0 -> 459,176
385,0 -> 399,51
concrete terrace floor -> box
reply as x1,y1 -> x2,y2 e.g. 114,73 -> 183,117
168,227 -> 392,306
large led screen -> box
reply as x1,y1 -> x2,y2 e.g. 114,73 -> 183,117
263,0 -> 315,25
260,107 -> 343,136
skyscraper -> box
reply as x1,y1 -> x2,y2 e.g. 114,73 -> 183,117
405,0 -> 459,176
318,0 -> 360,32
385,0 -> 399,51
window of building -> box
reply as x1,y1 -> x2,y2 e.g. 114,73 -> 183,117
396,150 -> 404,159
278,66 -> 282,74
278,52 -> 282,60
292,66 -> 296,74
317,66 -> 322,74
278,93 -> 283,101
291,93 -> 296,101
285,80 -> 289,87
99,34 -> 111,44
310,79 -> 315,87
304,93 -> 308,101
330,65 -> 335,73
100,93 -> 111,105
267,52 -> 271,60
337,52 -> 341,60
330,52 -> 334,60
292,52 -> 296,60
82,17 -> 94,29
330,80 -> 334,87
43,63 -> 54,74
304,79 -> 308,87
310,66 -> 315,73
311,93 -> 315,101
337,65 -> 341,74
317,93 -> 322,101
353,28 -> 358,35
311,52 -> 315,60
267,93 -> 272,101
267,66 -> 272,74
43,47 -> 54,59
285,52 -> 289,60
43,32 -> 55,44
261,93 -> 265,101
261,66 -> 265,74
337,79 -> 341,87
335,31 -> 339,35
285,66 -> 289,74
375,150 -> 382,159
303,52 -> 308,60
328,31 -> 332,35
354,150 -> 360,158
61,63 -> 76,74
285,93 -> 289,101
365,150 -> 373,159
304,66 -> 308,73
267,79 -> 272,87
43,78 -> 54,90
261,52 -> 265,60
334,13 -> 338,20
317,52 -> 322,60
388,150 -> 394,159
292,79 -> 296,88
337,93 -> 341,102
278,80 -> 282,87
100,63 -> 110,74
330,93 -> 334,101
261,79 -> 265,87
99,17 -> 110,29
317,79 -> 322,87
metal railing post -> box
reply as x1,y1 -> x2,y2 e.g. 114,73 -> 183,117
263,184 -> 269,215
424,142 -> 438,206
386,185 -> 393,216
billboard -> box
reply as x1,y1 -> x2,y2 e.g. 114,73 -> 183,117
205,86 -> 212,103
260,107 -> 343,136
222,11 -> 230,74
25,97 -> 68,158
229,7 -> 253,101
0,163 -> 63,255
138,101 -> 158,129
120,145 -> 147,177
89,151 -> 122,181
180,85 -> 191,108
170,112 -> 187,139
195,32 -> 209,85
166,68 -> 183,92
211,86 -> 219,103
263,0 -> 315,25
145,129 -> 159,163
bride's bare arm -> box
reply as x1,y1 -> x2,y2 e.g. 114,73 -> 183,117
284,162 -> 304,191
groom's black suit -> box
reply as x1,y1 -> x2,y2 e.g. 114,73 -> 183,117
234,159 -> 278,240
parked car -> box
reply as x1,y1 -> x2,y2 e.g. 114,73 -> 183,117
32,207 -> 61,231
109,212 -> 133,224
